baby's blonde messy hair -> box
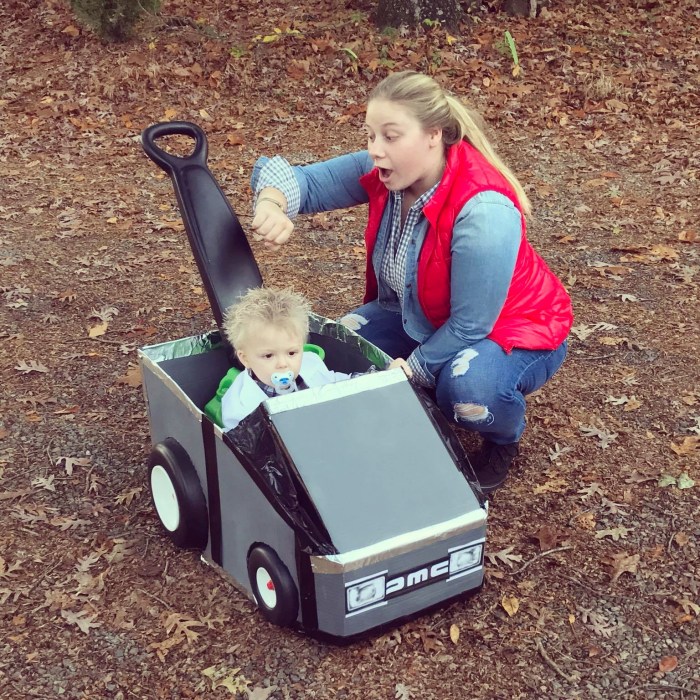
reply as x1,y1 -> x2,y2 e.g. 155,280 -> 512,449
223,287 -> 310,350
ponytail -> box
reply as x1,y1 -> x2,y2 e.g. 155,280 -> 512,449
444,94 -> 531,216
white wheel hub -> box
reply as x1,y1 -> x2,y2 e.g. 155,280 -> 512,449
255,567 -> 277,609
151,464 -> 181,532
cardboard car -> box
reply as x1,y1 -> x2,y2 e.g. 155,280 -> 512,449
139,122 -> 487,639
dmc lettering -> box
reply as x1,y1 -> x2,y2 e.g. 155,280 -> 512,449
385,559 -> 450,595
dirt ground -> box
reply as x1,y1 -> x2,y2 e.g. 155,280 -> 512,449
1,0 -> 699,698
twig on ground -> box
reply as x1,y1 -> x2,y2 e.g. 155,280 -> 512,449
559,574 -> 636,600
575,352 -> 617,361
612,684 -> 700,698
512,545 -> 573,575
535,638 -> 577,683
667,514 -> 678,554
136,587 -> 172,610
22,555 -> 65,598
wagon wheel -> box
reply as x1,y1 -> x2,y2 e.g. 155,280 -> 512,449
247,545 -> 299,627
147,438 -> 208,550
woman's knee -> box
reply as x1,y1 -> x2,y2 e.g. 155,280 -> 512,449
438,376 -> 495,426
338,312 -> 370,333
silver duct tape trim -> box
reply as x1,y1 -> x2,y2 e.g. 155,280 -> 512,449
139,331 -> 223,363
137,315 -> 393,423
310,509 -> 487,574
138,351 -> 203,422
266,368 -> 407,415
138,315 -> 391,368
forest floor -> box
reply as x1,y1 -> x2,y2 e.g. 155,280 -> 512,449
1,0 -> 699,698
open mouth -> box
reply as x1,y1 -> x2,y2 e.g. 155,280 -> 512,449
378,167 -> 392,181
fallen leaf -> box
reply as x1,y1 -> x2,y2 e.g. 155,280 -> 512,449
533,477 -> 567,494
32,475 -> 56,492
0,557 -> 22,579
449,624 -> 459,645
58,290 -> 77,302
670,436 -> 699,455
677,472 -> 695,489
548,443 -> 573,461
61,608 -> 102,634
575,512 -> 597,530
88,321 -> 108,338
677,598 -> 700,616
609,553 -> 639,582
534,524 -> 560,551
579,425 -> 618,449
165,613 -> 205,643
582,178 -> 608,188
115,487 -> 142,506
605,98 -> 628,112
0,489 -> 32,501
658,655 -> 678,673
56,455 -> 91,476
578,482 -> 605,500
395,684 -> 411,700
623,397 -> 642,411
486,546 -> 523,568
625,469 -> 658,484
501,595 -> 519,616
247,687 -> 279,700
595,526 -> 633,541
116,365 -> 142,388
61,25 -> 80,36
15,360 -> 49,374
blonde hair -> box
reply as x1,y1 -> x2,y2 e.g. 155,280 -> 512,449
223,287 -> 310,350
370,71 -> 531,216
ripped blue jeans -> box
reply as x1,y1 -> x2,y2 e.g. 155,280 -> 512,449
341,303 -> 568,445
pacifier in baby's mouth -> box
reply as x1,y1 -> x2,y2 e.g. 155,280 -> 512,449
271,371 -> 296,395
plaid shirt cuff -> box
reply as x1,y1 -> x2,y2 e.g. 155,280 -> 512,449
407,350 -> 434,388
254,156 -> 301,219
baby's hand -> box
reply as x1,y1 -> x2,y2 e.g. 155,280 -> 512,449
387,357 -> 413,378
252,199 -> 294,251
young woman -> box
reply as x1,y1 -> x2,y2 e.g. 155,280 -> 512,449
248,71 -> 573,493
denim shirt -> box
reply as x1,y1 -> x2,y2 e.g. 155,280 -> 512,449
251,151 -> 522,387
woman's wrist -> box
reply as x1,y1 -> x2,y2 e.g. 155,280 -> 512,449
255,188 -> 288,214
256,196 -> 286,212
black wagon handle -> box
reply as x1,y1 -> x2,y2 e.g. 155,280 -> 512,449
141,121 -> 209,174
140,120 -> 263,336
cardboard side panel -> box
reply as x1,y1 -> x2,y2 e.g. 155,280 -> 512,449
214,437 -> 299,604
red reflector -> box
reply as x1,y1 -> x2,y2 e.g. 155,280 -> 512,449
266,580 -> 275,590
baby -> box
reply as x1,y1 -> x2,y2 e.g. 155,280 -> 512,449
220,287 -> 411,429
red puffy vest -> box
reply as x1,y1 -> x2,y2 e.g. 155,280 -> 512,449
359,140 -> 573,352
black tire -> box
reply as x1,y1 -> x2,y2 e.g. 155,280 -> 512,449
247,545 -> 299,627
147,438 -> 208,550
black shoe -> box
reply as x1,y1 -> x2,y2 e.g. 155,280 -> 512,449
471,441 -> 519,493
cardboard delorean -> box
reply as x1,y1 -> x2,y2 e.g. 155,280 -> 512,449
139,122 -> 487,639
